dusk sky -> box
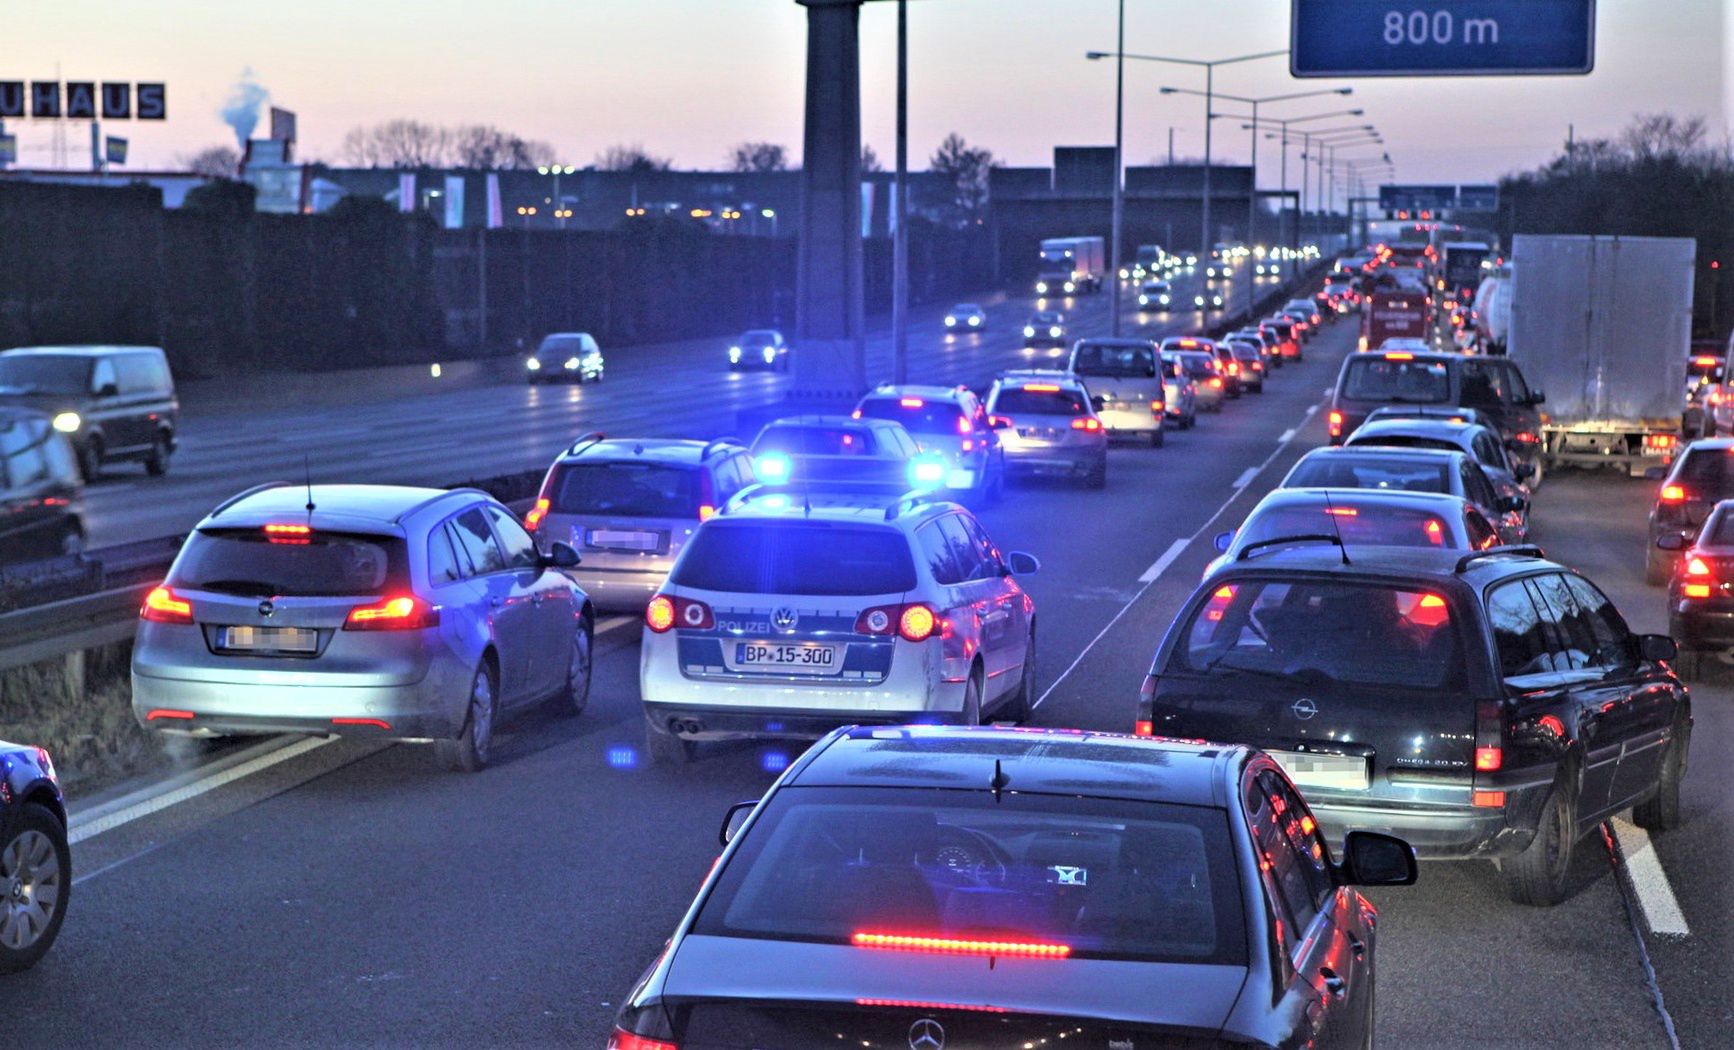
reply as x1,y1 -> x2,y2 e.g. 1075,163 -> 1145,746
6,0 -> 1727,190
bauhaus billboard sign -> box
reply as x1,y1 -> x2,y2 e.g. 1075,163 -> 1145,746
0,81 -> 166,120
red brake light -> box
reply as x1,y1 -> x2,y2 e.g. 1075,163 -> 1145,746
332,717 -> 392,730
1695,355 -> 1718,366
1324,507 -> 1359,517
345,595 -> 440,631
956,414 -> 973,436
1070,417 -> 1103,431
1424,518 -> 1444,545
1686,555 -> 1712,577
1328,410 -> 1344,437
1684,583 -> 1712,598
607,1030 -> 679,1050
697,503 -> 716,522
524,498 -> 551,532
1512,431 -> 1540,445
145,708 -> 195,721
647,595 -> 712,632
1226,362 -> 1240,375
263,523 -> 311,535
1177,338 -> 1199,347
899,603 -> 937,642
646,595 -> 676,633
1150,400 -> 1164,413
1023,383 -> 1061,392
1660,485 -> 1687,502
1134,719 -> 1154,737
851,931 -> 1071,959
899,397 -> 925,408
1474,746 -> 1503,772
1384,352 -> 1415,361
142,585 -> 193,624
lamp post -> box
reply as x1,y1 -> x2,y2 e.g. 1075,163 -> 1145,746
1222,108 -> 1364,246
1086,47 -> 1284,256
537,165 -> 577,228
1271,126 -> 1377,241
892,0 -> 911,381
1162,85 -> 1351,245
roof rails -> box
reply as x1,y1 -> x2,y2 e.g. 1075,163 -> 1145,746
1454,544 -> 1546,574
700,437 -> 742,461
209,481 -> 292,517
565,431 -> 606,456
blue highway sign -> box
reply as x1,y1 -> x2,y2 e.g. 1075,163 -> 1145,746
1292,0 -> 1595,77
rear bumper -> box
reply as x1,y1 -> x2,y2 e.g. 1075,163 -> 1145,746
1097,407 -> 1160,434
1671,603 -> 1734,648
570,569 -> 663,612
1003,447 -> 1101,476
1310,799 -> 1529,859
643,702 -> 970,742
130,670 -> 455,740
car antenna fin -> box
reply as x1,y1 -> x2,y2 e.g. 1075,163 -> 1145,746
1321,491 -> 1351,565
303,454 -> 316,516
990,758 -> 1011,801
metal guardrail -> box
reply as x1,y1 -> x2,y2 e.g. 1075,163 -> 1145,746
0,536 -> 184,671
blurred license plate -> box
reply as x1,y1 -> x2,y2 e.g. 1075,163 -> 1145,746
590,529 -> 659,551
731,641 -> 840,675
221,626 -> 317,653
1269,751 -> 1368,790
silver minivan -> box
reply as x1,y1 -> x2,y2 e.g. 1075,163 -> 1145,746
1067,338 -> 1165,447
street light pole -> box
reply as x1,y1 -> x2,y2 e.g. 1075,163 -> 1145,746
892,0 -> 910,383
1110,0 -> 1125,336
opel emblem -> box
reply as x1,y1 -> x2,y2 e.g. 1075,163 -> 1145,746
1292,698 -> 1318,721
773,607 -> 799,631
258,599 -> 275,618
908,1018 -> 945,1050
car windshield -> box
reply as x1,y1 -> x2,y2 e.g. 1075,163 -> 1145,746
1286,454 -> 1452,494
547,462 -> 699,518
1226,342 -> 1261,360
1178,352 -> 1217,377
855,398 -> 968,436
0,356 -> 89,395
740,330 -> 779,347
690,785 -> 1246,966
1072,343 -> 1156,379
1342,358 -> 1451,403
170,529 -> 405,597
994,386 -> 1086,415
537,335 -> 594,356
1239,503 -> 1456,551
756,426 -> 878,456
1175,579 -> 1463,689
670,522 -> 916,595
1032,312 -> 1063,325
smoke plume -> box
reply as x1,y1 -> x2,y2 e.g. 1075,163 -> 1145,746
220,68 -> 270,147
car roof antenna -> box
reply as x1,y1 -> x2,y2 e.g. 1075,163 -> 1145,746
1321,491 -> 1351,565
990,759 -> 1011,801
302,454 -> 316,517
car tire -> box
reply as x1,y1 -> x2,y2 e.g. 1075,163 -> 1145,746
437,663 -> 498,773
0,803 -> 70,974
1673,646 -> 1701,682
1150,426 -> 1164,448
961,669 -> 983,727
144,432 -> 171,476
77,438 -> 102,481
646,719 -> 694,766
999,628 -> 1036,724
59,528 -> 84,558
1086,457 -> 1107,490
1632,714 -> 1690,831
1502,772 -> 1578,906
554,617 -> 593,717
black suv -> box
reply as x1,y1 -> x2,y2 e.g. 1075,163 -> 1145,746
1136,546 -> 1690,906
1329,350 -> 1543,477
0,345 -> 179,479
0,408 -> 85,564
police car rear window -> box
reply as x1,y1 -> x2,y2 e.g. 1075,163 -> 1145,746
692,786 -> 1246,966
672,522 -> 917,595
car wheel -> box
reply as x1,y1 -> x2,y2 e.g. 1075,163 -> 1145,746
77,438 -> 102,481
437,663 -> 498,773
961,669 -> 983,727
1632,714 -> 1690,831
1086,456 -> 1107,490
144,432 -> 171,476
646,719 -> 694,766
1673,646 -> 1701,682
554,616 -> 593,717
999,628 -> 1036,724
0,804 -> 70,974
1150,426 -> 1164,448
1502,772 -> 1577,906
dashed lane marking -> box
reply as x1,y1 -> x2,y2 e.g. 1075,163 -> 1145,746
1279,428 -> 1297,443
1138,539 -> 1190,584
1232,467 -> 1258,489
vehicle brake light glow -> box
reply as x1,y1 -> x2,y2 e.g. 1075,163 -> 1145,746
1328,411 -> 1344,437
899,604 -> 937,642
1023,383 -> 1061,393
345,595 -> 440,631
855,999 -> 1007,1014
145,708 -> 195,721
851,931 -> 1071,958
1512,431 -> 1540,445
1207,377 -> 1223,389
1474,746 -> 1503,772
524,498 -> 551,532
1325,507 -> 1359,517
332,718 -> 392,730
1695,355 -> 1719,366
1684,583 -> 1712,598
1134,719 -> 1154,736
956,414 -> 973,436
1070,417 -> 1103,431
1384,352 -> 1415,361
606,1030 -> 679,1050
1660,485 -> 1687,502
1424,519 -> 1444,545
142,586 -> 193,624
1151,400 -> 1164,413
1686,556 -> 1712,577
646,595 -> 676,633
263,523 -> 311,535
899,397 -> 925,408
697,503 -> 715,522
1300,815 -> 1316,835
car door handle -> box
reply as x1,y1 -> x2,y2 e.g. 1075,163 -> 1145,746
1347,933 -> 1366,958
1320,968 -> 1348,1000
488,596 -> 504,608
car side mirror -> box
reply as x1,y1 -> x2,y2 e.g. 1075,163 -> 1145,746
1498,495 -> 1526,514
1642,466 -> 1668,481
1655,534 -> 1687,551
719,800 -> 757,846
1529,390 -> 1546,406
94,382 -> 119,398
1513,462 -> 1536,481
1640,633 -> 1679,663
1091,394 -> 1108,412
1214,530 -> 1234,553
1337,830 -> 1418,887
1006,551 -> 1041,575
545,541 -> 582,568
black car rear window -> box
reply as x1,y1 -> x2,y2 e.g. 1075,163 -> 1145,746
548,462 -> 698,518
1342,358 -> 1451,403
1072,343 -> 1157,379
671,522 -> 916,595
1672,449 -> 1734,499
691,785 -> 1246,966
171,529 -> 406,597
1174,579 -> 1463,689
856,398 -> 967,436
1285,454 -> 1451,494
1240,503 -> 1456,551
994,387 -> 1086,415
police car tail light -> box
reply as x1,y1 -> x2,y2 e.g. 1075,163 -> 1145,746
142,585 -> 194,625
524,498 -> 551,533
345,595 -> 440,631
607,1029 -> 678,1050
900,603 -> 939,642
648,595 -> 712,632
645,596 -> 676,633
851,931 -> 1070,959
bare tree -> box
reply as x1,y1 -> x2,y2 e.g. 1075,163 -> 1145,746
1620,113 -> 1710,162
182,145 -> 241,178
452,125 -> 555,170
860,144 -> 883,173
339,119 -> 452,168
729,141 -> 789,173
595,144 -> 673,172
929,132 -> 996,226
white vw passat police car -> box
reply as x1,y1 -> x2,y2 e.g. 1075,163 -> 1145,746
637,487 -> 1040,765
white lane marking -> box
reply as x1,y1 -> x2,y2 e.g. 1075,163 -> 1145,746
68,735 -> 333,846
1304,404 -> 1319,418
1232,467 -> 1258,489
1610,817 -> 1690,937
596,614 -> 636,637
1322,386 -> 1333,396
1138,539 -> 1190,584
1278,428 -> 1297,444
1034,405 -> 1317,711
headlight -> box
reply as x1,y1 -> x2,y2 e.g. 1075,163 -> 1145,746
1035,281 -> 1049,294
526,358 -> 542,370
1023,326 -> 1036,337
1138,296 -> 1149,306
1159,294 -> 1170,305
729,346 -> 742,361
968,316 -> 980,326
1194,296 -> 1205,307
1119,268 -> 1129,279
762,346 -> 777,361
1063,281 -> 1076,293
1049,326 -> 1062,337
564,357 -> 581,370
52,411 -> 81,433
945,315 -> 956,326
